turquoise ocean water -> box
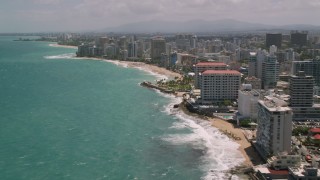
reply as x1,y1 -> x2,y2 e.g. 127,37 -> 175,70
0,36 -> 244,180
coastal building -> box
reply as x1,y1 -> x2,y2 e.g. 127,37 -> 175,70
194,62 -> 228,89
256,95 -> 292,159
176,53 -> 196,68
244,76 -> 262,89
200,70 -> 241,104
238,85 -> 260,120
104,43 -> 117,59
267,152 -> 301,170
127,42 -> 138,58
119,36 -> 128,50
151,37 -> 166,63
262,55 -> 280,89
266,33 -> 282,48
77,43 -> 92,57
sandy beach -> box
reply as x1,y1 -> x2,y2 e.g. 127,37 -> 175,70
209,118 -> 263,167
123,61 -> 182,79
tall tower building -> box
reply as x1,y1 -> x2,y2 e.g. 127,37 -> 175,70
256,49 -> 268,79
248,52 -> 257,77
289,71 -> 314,107
262,55 -> 280,89
266,33 -> 282,49
256,97 -> 292,159
127,42 -> 137,58
151,37 -> 166,63
119,36 -> 128,50
191,35 -> 197,49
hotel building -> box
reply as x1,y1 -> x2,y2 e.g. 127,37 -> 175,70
200,70 -> 241,104
194,62 -> 228,89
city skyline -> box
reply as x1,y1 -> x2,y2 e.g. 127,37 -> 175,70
1,0 -> 320,33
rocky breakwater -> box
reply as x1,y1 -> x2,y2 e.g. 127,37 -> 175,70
140,81 -> 174,94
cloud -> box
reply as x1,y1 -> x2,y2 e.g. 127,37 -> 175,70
32,0 -> 62,5
1,0 -> 319,32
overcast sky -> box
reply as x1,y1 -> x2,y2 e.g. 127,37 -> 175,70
1,0 -> 319,32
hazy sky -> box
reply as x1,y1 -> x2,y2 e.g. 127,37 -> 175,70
1,0 -> 319,32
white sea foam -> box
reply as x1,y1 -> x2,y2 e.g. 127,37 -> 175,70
157,92 -> 245,180
103,60 -> 129,68
44,53 -> 76,59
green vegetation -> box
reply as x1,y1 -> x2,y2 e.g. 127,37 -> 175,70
223,100 -> 232,106
156,75 -> 193,92
300,52 -> 313,60
239,119 -> 251,128
292,126 -> 310,136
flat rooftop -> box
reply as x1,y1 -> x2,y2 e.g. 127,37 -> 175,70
202,70 -> 241,75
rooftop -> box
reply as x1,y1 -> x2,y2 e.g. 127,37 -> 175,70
310,128 -> 320,133
259,96 -> 291,112
195,62 -> 227,67
313,134 -> 320,140
202,70 -> 241,75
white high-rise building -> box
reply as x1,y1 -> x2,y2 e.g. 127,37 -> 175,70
200,70 -> 241,103
256,96 -> 292,159
238,86 -> 260,120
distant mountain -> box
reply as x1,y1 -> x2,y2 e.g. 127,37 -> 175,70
101,19 -> 320,33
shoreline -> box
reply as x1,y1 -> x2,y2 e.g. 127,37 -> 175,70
50,44 -> 257,174
178,102 -> 260,168
49,43 -> 78,49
